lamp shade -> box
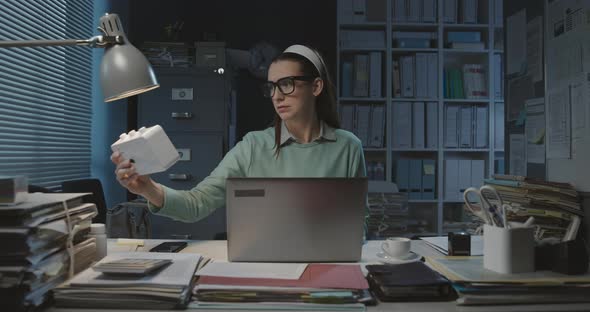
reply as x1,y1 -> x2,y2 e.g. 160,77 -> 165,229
98,13 -> 159,102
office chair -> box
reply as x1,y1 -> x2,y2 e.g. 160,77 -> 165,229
61,178 -> 107,224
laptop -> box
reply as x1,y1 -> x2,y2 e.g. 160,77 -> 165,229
226,177 -> 368,262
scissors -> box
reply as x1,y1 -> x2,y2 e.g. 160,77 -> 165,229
463,185 -> 509,228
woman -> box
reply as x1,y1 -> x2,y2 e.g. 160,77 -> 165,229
112,44 -> 367,222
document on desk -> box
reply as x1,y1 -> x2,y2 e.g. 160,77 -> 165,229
196,262 -> 308,280
427,257 -> 590,306
420,236 -> 483,256
69,252 -> 200,288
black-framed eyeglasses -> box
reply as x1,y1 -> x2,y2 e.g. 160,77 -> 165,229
261,76 -> 316,98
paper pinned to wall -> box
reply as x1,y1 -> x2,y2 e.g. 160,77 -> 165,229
509,134 -> 526,176
571,72 -> 590,158
526,16 -> 543,82
507,75 -> 534,122
525,98 -> 545,164
507,9 -> 527,75
547,87 -> 571,159
547,1 -> 590,82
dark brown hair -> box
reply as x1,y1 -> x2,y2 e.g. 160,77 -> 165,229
271,48 -> 340,157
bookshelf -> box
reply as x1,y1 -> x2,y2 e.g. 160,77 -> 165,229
337,0 -> 505,236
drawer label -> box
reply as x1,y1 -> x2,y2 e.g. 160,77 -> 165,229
177,148 -> 191,161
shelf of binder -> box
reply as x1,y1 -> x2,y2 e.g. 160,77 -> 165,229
341,47 -> 387,52
392,48 -> 438,52
443,23 -> 490,29
444,49 -> 489,54
445,99 -> 489,103
339,97 -> 387,102
443,149 -> 490,152
410,199 -> 439,203
337,0 -> 505,234
392,148 -> 438,152
340,22 -> 387,28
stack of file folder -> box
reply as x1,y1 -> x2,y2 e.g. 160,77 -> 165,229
367,192 -> 409,239
428,257 -> 590,305
0,193 -> 98,311
484,175 -> 582,241
54,252 -> 207,309
192,263 -> 373,311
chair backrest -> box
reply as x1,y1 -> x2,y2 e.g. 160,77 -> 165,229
61,178 -> 107,223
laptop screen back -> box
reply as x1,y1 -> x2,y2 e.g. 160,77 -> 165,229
226,178 -> 368,262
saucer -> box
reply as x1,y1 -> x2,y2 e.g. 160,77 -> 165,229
376,251 -> 422,264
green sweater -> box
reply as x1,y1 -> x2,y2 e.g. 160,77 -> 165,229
149,122 -> 366,222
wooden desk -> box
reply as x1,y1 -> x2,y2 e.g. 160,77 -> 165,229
47,240 -> 590,312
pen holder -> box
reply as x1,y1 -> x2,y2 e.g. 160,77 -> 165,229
483,224 -> 535,274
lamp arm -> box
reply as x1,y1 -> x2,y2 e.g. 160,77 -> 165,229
0,35 -> 124,48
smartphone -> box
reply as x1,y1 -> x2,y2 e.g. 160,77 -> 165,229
149,241 -> 188,253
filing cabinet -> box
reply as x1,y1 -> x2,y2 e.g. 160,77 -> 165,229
139,69 -> 225,132
150,133 -> 223,190
138,67 -> 229,239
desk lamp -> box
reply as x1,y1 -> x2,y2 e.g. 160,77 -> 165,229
0,13 -> 159,102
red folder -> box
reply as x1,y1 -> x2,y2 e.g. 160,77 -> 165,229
198,264 -> 369,290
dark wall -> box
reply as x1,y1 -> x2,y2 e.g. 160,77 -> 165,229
126,0 -> 337,140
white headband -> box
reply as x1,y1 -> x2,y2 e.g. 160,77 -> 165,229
283,44 -> 325,77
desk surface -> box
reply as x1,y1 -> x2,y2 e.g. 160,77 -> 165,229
47,239 -> 590,312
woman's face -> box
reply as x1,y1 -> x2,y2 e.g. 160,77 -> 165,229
267,60 -> 321,122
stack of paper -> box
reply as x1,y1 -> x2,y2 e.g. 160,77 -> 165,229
140,42 -> 194,67
192,263 -> 372,311
485,175 -> 582,241
428,257 -> 590,305
54,252 -> 205,309
0,193 -> 97,311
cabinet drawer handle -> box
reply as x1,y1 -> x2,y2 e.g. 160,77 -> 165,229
171,112 -> 193,119
169,173 -> 192,181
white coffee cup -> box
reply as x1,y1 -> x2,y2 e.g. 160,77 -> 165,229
381,237 -> 411,259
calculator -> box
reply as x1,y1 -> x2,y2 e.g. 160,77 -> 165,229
93,258 -> 172,275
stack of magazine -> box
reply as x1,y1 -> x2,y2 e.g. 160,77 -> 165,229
0,193 -> 97,311
54,252 -> 207,309
484,174 -> 582,241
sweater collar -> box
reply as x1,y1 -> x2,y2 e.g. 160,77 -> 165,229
279,120 -> 337,146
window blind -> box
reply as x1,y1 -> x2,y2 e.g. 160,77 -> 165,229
0,0 -> 94,189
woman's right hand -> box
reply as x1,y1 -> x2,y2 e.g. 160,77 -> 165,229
111,151 -> 153,196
